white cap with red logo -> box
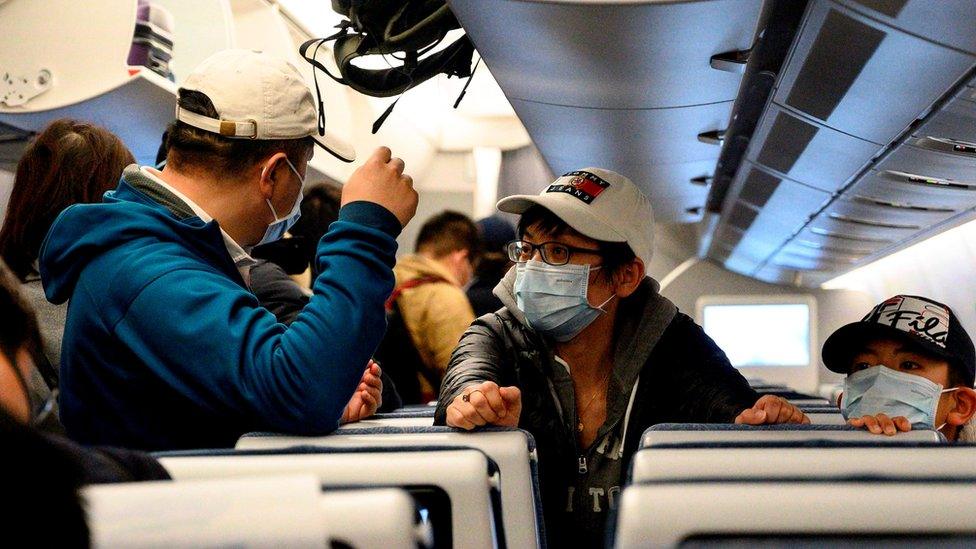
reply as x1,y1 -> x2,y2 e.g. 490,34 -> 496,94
496,167 -> 654,268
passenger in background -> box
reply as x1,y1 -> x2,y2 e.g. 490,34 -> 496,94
0,119 -> 134,377
0,119 -> 135,431
822,295 -> 976,441
39,50 -> 417,450
0,258 -> 169,486
377,211 -> 478,403
435,168 -> 808,548
466,215 -> 516,317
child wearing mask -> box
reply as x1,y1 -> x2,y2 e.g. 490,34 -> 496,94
822,295 -> 976,441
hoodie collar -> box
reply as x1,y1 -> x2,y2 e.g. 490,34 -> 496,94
128,166 -> 258,283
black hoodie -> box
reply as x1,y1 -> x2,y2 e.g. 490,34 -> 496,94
435,271 -> 759,547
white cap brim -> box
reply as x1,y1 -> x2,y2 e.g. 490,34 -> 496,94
496,193 -> 626,244
312,131 -> 356,163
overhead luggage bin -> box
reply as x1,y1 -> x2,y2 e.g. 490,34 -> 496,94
848,169 -> 976,212
236,427 -> 542,549
875,142 -> 976,187
836,0 -> 976,55
772,0 -> 976,145
614,479 -> 976,548
639,424 -> 944,448
807,208 -> 918,243
158,447 -> 495,549
825,196 -> 955,230
84,474 -> 417,549
509,99 -> 733,167
746,104 -> 882,192
791,226 -> 892,255
448,0 -> 762,109
631,444 -> 976,483
911,94 -> 976,145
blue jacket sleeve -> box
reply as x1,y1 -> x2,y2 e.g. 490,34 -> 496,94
113,201 -> 400,434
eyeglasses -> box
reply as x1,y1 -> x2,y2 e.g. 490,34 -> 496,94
506,240 -> 602,266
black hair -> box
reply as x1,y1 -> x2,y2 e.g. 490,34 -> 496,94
415,211 -> 481,259
289,182 -> 343,281
516,205 -> 636,280
165,89 -> 314,178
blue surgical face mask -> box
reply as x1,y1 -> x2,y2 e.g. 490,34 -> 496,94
842,365 -> 958,430
257,157 -> 304,246
514,260 -> 615,342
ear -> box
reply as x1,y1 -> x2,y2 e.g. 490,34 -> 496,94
946,387 -> 976,426
612,257 -> 645,298
258,152 -> 290,200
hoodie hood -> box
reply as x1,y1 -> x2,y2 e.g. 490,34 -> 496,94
393,254 -> 460,287
40,166 -> 242,305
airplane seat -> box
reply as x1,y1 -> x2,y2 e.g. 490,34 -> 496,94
612,477 -> 976,548
234,426 -> 545,548
373,405 -> 437,419
155,445 -> 503,549
641,424 -> 946,448
83,474 -> 419,548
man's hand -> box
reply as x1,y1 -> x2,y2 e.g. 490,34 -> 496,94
445,381 -> 521,430
848,414 -> 912,436
340,146 -> 419,227
340,361 -> 383,425
735,394 -> 810,425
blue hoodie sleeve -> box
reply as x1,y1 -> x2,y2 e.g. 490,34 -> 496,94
113,201 -> 400,434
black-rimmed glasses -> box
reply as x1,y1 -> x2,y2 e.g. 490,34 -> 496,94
506,240 -> 602,266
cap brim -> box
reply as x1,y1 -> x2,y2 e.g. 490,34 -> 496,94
312,131 -> 356,163
822,322 -> 956,374
496,193 -> 626,243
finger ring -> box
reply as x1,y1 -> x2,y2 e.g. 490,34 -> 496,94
461,389 -> 481,403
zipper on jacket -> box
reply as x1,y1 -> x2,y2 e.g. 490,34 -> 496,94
578,455 -> 588,474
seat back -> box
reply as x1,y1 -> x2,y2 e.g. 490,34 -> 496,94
84,474 -> 416,548
614,479 -> 976,548
158,446 -> 499,549
631,443 -> 976,482
235,426 -> 544,548
640,424 -> 944,447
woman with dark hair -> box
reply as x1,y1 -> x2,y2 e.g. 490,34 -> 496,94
435,168 -> 809,548
0,119 -> 134,379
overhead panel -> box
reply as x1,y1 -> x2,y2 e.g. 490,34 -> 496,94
710,163 -> 830,276
448,0 -> 762,109
875,142 -> 976,185
839,0 -> 976,54
772,0 -> 976,145
849,170 -> 976,212
747,104 -> 881,192
910,94 -> 976,146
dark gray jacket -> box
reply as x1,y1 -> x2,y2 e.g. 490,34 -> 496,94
435,271 -> 758,548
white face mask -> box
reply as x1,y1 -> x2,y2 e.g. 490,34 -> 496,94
842,365 -> 959,430
257,157 -> 304,246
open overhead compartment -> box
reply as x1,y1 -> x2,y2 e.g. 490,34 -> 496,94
746,104 -> 881,192
772,0 -> 976,145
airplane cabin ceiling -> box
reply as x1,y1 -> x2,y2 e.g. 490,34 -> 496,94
451,0 -> 976,286
448,0 -> 764,224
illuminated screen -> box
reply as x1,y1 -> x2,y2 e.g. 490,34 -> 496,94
701,303 -> 811,367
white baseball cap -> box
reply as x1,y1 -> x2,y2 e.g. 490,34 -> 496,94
175,49 -> 355,162
496,168 -> 654,268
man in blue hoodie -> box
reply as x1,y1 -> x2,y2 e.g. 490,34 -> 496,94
40,50 -> 419,450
